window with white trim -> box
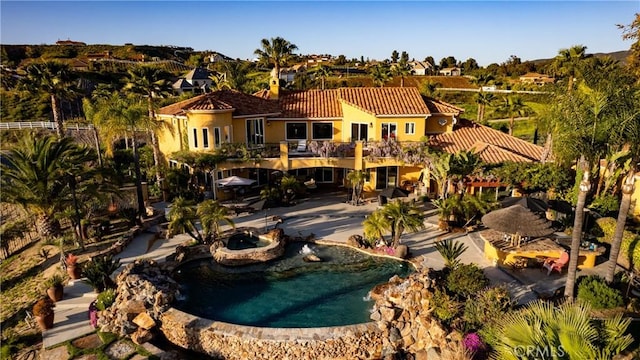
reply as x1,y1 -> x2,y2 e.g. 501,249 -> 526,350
214,127 -> 221,147
381,123 -> 397,140
246,118 -> 264,146
202,128 -> 209,148
312,122 -> 333,140
314,167 -> 334,183
192,128 -> 198,148
405,122 -> 415,135
286,123 -> 307,140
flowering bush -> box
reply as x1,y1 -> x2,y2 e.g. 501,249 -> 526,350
463,332 -> 486,357
65,253 -> 78,266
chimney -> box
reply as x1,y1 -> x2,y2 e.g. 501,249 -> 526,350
269,77 -> 280,100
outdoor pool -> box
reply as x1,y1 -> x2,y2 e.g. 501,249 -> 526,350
226,232 -> 271,250
173,242 -> 413,328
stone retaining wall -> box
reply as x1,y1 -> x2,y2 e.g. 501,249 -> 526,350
160,308 -> 383,360
213,228 -> 285,266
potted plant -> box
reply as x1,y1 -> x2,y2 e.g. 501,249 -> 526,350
45,273 -> 66,302
65,253 -> 81,280
32,297 -> 55,330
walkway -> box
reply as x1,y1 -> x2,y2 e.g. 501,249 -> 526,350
43,192 -> 570,349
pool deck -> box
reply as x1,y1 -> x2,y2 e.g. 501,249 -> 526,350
41,192 -> 611,352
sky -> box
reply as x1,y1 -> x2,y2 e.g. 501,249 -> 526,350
1,1 -> 638,66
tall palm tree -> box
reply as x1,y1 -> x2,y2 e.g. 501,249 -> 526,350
94,93 -> 149,217
81,98 -> 104,168
381,200 -> 425,248
487,300 -> 633,359
370,64 -> 391,87
391,61 -> 411,87
346,170 -> 366,205
221,61 -> 250,92
254,37 -> 298,80
428,153 -> 452,199
499,96 -> 528,136
565,160 -> 590,299
197,200 -> 235,244
550,45 -> 588,91
124,65 -> 173,200
313,65 -> 332,90
475,91 -> 495,124
168,197 -> 202,243
363,210 -> 390,246
605,170 -> 635,283
22,61 -> 76,137
1,134 -> 96,239
209,72 -> 231,90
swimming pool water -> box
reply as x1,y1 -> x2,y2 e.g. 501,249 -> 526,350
173,242 -> 413,328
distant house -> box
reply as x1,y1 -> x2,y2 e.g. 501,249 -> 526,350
271,64 -> 307,83
519,72 -> 555,85
86,51 -> 112,61
172,67 -> 213,94
439,67 -> 461,76
409,61 -> 433,76
71,59 -> 89,71
207,52 -> 233,63
56,39 -> 86,46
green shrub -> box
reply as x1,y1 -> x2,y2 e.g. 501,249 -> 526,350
431,288 -> 461,323
95,288 -> 116,311
589,195 -> 619,217
435,239 -> 468,269
446,263 -> 488,298
463,285 -> 513,331
596,217 -> 640,270
577,275 -> 624,309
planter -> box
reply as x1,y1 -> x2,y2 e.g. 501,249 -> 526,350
67,265 -> 81,280
47,285 -> 64,302
35,313 -> 54,330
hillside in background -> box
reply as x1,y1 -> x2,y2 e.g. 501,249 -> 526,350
529,50 -> 629,66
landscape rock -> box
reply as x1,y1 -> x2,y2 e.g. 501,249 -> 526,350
132,312 -> 156,330
131,328 -> 153,345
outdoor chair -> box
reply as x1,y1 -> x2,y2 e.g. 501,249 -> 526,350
542,251 -> 569,275
304,178 -> 317,190
296,140 -> 307,152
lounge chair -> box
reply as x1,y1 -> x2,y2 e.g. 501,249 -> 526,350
542,251 -> 569,275
296,139 -> 307,152
304,178 -> 317,190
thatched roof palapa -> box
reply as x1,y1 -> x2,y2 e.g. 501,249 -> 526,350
481,205 -> 554,237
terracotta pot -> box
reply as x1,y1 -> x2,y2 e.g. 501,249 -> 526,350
67,265 -> 81,280
47,285 -> 64,302
35,313 -> 54,330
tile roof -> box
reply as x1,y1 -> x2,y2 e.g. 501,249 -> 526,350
157,90 -> 280,117
429,118 -> 543,163
279,89 -> 342,118
423,96 -> 465,114
338,87 -> 431,116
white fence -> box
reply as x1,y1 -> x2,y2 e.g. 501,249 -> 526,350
0,122 -> 94,131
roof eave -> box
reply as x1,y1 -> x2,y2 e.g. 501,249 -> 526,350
232,113 -> 282,119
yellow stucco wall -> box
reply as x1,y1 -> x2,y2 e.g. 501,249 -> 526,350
183,111 -> 234,152
157,116 -> 184,156
631,173 -> 640,222
263,120 -> 343,143
340,104 -> 377,142
425,115 -> 453,134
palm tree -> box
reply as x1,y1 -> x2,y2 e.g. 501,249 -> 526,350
363,210 -> 390,246
449,151 -> 482,194
221,61 -> 250,92
381,200 -> 425,248
313,65 -> 332,90
419,80 -> 440,97
124,65 -> 173,201
254,37 -> 298,80
499,96 -> 528,136
474,91 -> 495,124
487,300 -> 633,359
167,197 -> 203,243
428,153 -> 452,199
550,45 -> 588,91
94,93 -> 149,217
346,170 -> 366,205
565,160 -> 590,299
605,171 -> 635,283
280,174 -> 300,205
209,72 -> 230,90
1,134 -> 96,239
22,61 -> 76,137
197,200 -> 235,244
370,64 -> 391,87
391,61 -> 411,87
81,98 -> 103,168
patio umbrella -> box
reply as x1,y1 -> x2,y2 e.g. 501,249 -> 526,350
481,204 -> 554,238
500,197 -> 548,214
215,176 -> 257,187
380,187 -> 409,199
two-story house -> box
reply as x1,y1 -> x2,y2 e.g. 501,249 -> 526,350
157,76 -> 543,200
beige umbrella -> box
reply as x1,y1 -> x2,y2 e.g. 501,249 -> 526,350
482,205 -> 554,247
